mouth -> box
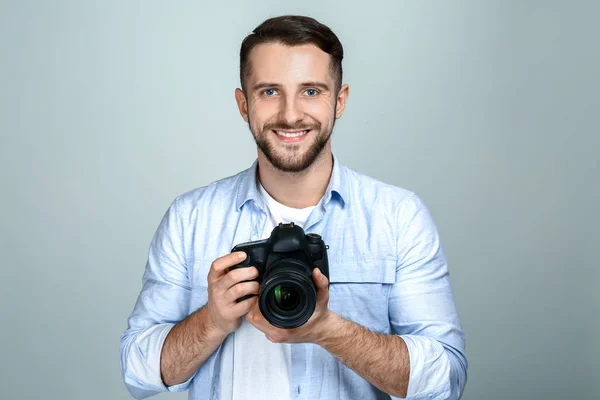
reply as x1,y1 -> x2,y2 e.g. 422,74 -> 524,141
272,129 -> 311,143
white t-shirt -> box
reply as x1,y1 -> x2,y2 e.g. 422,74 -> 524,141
222,182 -> 316,400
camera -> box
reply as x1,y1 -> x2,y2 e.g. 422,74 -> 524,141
228,222 -> 329,329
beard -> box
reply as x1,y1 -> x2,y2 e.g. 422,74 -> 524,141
248,102 -> 337,173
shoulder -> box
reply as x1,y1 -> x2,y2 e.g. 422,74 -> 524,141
172,168 -> 248,215
339,163 -> 437,235
341,163 -> 418,211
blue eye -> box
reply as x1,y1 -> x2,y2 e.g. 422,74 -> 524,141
305,89 -> 318,96
263,89 -> 276,96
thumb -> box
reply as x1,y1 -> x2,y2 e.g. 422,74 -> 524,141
313,268 -> 330,296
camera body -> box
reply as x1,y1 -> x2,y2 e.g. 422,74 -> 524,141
229,222 -> 329,329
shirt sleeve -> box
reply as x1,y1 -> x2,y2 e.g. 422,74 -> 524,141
119,196 -> 197,399
389,193 -> 468,400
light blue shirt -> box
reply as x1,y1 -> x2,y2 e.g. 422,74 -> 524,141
120,154 -> 467,399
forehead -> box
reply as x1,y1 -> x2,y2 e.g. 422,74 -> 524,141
247,42 -> 333,85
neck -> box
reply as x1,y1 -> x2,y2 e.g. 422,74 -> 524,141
257,146 -> 334,209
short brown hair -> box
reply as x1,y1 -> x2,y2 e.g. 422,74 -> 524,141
240,15 -> 344,95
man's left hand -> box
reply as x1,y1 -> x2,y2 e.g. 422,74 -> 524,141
246,267 -> 332,344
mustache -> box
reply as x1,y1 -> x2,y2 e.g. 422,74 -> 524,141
263,121 -> 320,131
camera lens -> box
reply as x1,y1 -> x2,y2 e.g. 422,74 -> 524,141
274,284 -> 301,310
259,258 -> 317,329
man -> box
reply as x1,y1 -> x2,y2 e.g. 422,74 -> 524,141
120,15 -> 467,400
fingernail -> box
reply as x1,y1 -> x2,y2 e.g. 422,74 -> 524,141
238,252 -> 246,259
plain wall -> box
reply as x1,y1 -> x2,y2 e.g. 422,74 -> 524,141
1,1 -> 598,399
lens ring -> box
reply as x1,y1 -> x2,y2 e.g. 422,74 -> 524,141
259,264 -> 317,329
262,278 -> 315,328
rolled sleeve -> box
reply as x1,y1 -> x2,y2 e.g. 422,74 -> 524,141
389,193 -> 468,400
120,197 -> 197,398
400,335 -> 452,398
120,324 -> 196,398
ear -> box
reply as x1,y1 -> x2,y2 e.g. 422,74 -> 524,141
235,88 -> 249,122
335,84 -> 349,119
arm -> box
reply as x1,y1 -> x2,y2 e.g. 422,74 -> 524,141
120,197 -> 197,398
161,251 -> 259,386
316,312 -> 411,398
316,193 -> 467,400
390,193 -> 467,399
159,306 -> 227,386
120,197 -> 260,398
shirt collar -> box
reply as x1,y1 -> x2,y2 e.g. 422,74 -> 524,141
235,152 -> 348,211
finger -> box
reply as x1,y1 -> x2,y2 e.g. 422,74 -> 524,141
230,294 -> 258,316
207,252 -> 247,284
312,268 -> 329,288
246,300 -> 261,322
225,281 -> 260,304
246,311 -> 266,330
312,268 -> 330,303
220,266 -> 259,290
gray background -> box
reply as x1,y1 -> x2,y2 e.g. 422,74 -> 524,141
1,1 -> 598,399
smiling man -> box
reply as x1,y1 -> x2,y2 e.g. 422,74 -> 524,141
120,15 -> 467,400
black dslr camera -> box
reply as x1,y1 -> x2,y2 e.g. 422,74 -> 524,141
229,222 -> 329,329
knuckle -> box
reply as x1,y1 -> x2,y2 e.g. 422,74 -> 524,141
230,269 -> 243,282
237,269 -> 258,285
237,267 -> 255,281
234,283 -> 247,297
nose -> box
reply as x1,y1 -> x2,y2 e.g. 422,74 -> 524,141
279,95 -> 304,126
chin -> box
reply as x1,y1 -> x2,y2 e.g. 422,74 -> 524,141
269,148 -> 328,173
269,157 -> 310,173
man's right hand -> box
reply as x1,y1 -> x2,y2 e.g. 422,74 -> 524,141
205,252 -> 259,336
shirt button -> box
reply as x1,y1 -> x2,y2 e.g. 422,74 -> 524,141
296,385 -> 301,395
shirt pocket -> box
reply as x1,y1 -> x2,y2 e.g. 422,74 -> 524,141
327,260 -> 395,333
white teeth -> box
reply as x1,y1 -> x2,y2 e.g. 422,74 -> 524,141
275,130 -> 308,138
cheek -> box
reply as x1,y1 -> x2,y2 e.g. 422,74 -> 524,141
250,103 -> 279,127
305,100 -> 335,120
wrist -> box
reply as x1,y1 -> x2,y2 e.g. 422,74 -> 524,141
198,306 -> 230,342
314,310 -> 343,346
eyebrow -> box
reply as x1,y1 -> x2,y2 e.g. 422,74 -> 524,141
252,81 -> 331,92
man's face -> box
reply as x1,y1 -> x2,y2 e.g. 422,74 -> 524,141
235,42 -> 348,173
